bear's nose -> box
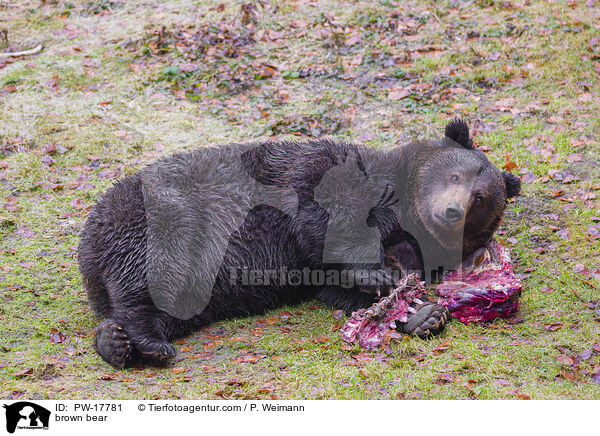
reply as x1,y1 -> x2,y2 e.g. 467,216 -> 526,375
445,203 -> 464,223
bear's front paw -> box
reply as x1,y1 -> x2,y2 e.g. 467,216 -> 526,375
398,301 -> 449,338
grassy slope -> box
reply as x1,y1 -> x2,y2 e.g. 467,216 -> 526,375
0,0 -> 599,399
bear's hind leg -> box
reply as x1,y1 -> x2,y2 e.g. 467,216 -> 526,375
94,316 -> 177,368
94,319 -> 133,369
94,299 -> 178,368
114,305 -> 177,366
133,335 -> 176,364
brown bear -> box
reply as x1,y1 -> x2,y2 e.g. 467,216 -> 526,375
78,119 -> 520,368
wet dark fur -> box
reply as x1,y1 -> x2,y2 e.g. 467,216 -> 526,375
79,120 -> 521,367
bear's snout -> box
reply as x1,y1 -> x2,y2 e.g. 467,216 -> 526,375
445,203 -> 464,223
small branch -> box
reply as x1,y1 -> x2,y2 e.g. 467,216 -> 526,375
430,11 -> 443,26
0,44 -> 43,58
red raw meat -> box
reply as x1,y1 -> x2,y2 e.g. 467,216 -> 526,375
340,274 -> 425,350
341,239 -> 522,349
435,239 -> 522,323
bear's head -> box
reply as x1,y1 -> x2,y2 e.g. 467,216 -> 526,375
414,119 -> 521,255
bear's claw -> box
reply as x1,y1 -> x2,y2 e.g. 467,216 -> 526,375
94,319 -> 133,369
398,302 -> 449,338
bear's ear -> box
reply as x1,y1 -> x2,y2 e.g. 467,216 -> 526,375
445,118 -> 473,149
502,171 -> 521,198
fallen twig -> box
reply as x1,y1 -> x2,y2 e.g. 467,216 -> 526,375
0,44 -> 43,58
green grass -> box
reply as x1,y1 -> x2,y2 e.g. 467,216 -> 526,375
0,0 -> 599,399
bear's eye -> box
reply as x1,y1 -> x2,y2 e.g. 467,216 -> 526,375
474,195 -> 484,205
451,175 -> 459,184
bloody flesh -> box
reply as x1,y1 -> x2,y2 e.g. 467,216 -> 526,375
435,239 -> 522,323
341,239 -> 522,349
340,274 -> 425,350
